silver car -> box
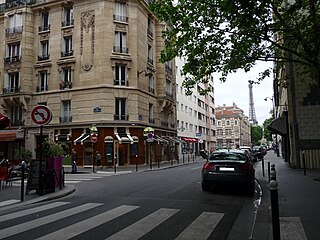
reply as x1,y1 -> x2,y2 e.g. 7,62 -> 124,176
201,149 -> 255,192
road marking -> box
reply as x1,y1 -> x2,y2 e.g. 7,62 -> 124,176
0,203 -> 102,239
175,212 -> 224,240
35,205 -> 139,240
0,199 -> 20,207
105,208 -> 180,240
280,217 -> 307,240
0,201 -> 69,223
65,180 -> 81,183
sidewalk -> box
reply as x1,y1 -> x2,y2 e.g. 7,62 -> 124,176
0,155 -> 202,210
253,151 -> 320,240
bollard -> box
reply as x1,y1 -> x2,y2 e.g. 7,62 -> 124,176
188,154 -> 190,163
183,152 -> 185,164
114,156 -> 117,173
136,155 -> 138,172
177,155 -> 179,165
193,153 -> 195,162
21,161 -> 26,202
270,170 -> 277,181
269,180 -> 281,240
261,158 -> 265,177
302,151 -> 306,176
268,162 -> 271,182
271,163 -> 275,172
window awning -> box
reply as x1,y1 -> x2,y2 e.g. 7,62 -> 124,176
173,137 -> 187,144
154,135 -> 168,144
115,132 -> 134,144
163,136 -> 181,144
104,136 -> 114,143
0,131 -> 17,142
182,138 -> 198,143
73,133 -> 90,145
55,134 -> 71,141
268,116 -> 287,135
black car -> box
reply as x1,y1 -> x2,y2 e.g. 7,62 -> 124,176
201,149 -> 255,192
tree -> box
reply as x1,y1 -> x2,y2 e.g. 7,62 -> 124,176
251,125 -> 263,145
150,0 -> 320,92
263,117 -> 274,142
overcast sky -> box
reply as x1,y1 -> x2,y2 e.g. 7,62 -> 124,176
214,61 -> 274,125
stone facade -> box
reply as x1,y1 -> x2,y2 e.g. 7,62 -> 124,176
0,0 -> 177,166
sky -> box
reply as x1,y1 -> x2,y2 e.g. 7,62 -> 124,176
214,61 -> 274,125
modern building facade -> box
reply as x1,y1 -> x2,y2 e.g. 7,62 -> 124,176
0,0 -> 178,166
215,103 -> 251,149
176,57 -> 217,154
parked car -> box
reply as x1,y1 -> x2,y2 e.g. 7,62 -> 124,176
252,146 -> 267,160
200,149 -> 208,159
201,149 -> 255,193
239,146 -> 256,162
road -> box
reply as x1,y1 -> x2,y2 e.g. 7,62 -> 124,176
0,161 -> 259,240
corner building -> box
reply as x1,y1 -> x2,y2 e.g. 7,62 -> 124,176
0,0 -> 177,166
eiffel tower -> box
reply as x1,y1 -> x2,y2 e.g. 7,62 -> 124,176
248,80 -> 258,125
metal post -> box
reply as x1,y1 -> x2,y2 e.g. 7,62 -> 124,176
270,180 -> 281,240
21,161 -> 25,201
150,155 -> 152,170
261,157 -> 265,177
114,156 -> 117,173
302,151 -> 306,176
188,154 -> 190,163
183,152 -> 185,164
268,162 -> 271,182
135,155 -> 138,172
177,155 -> 179,165
39,125 -> 44,196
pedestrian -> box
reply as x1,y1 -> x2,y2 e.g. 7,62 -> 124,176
95,151 -> 102,171
71,149 -> 77,173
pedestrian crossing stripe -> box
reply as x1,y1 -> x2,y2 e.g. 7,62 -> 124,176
0,202 -> 102,239
35,205 -> 139,240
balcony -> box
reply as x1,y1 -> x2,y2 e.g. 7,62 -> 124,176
113,46 -> 129,54
60,116 -> 72,123
149,118 -> 155,124
3,86 -> 21,94
170,123 -> 175,128
114,79 -> 129,86
61,19 -> 74,27
161,121 -> 169,127
61,50 -> 74,57
12,119 -> 24,126
39,25 -> 50,32
38,54 -> 50,61
147,57 -> 153,65
147,29 -> 153,38
113,15 -> 128,23
166,91 -> 173,99
114,115 -> 129,121
5,26 -> 23,35
36,85 -> 48,92
4,56 -> 21,63
60,82 -> 72,90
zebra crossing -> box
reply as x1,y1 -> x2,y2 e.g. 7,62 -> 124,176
0,201 -> 225,240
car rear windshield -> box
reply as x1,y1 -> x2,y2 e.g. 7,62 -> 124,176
209,153 -> 246,161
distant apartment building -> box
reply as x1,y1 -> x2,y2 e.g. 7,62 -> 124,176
176,57 -> 217,154
215,103 -> 251,148
0,0 -> 178,166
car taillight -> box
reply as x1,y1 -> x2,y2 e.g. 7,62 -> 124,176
240,162 -> 253,171
203,162 -> 215,171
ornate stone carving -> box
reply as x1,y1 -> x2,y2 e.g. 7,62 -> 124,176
80,10 -> 95,72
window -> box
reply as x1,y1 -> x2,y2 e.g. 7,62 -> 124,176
114,31 -> 127,53
181,104 -> 184,111
60,67 -> 72,89
147,45 -> 153,65
62,36 -> 73,57
217,120 -> 221,126
226,129 -> 232,135
190,124 -> 193,131
39,11 -> 50,31
186,123 -> 189,130
5,43 -> 20,62
62,5 -> 74,27
217,129 -> 223,136
226,120 -> 230,126
38,70 -> 48,92
185,106 -> 188,112
114,2 -> 127,22
147,17 -> 153,37
148,75 -> 154,94
166,79 -> 172,98
10,106 -> 23,126
115,98 -> 127,120
149,103 -> 154,123
235,120 -> 238,125
189,107 -> 192,116
4,72 -> 20,93
39,40 -> 49,60
7,13 -> 22,34
61,100 -> 72,123
114,64 -> 128,86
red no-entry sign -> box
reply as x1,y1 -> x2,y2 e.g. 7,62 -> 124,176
91,133 -> 98,143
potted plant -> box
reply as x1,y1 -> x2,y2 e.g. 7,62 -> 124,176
16,147 -> 32,162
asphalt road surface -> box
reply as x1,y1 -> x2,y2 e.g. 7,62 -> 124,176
0,162 -> 259,240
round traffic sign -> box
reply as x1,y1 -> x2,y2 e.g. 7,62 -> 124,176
91,133 -> 98,143
31,105 -> 52,125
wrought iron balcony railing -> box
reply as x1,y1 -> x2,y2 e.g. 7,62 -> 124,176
61,19 -> 74,27
114,79 -> 129,86
38,54 -> 50,61
149,118 -> 155,124
4,56 -> 21,63
60,116 -> 72,123
39,25 -> 50,32
60,81 -> 72,90
148,87 -> 155,94
5,26 -> 23,35
114,114 -> 129,121
61,50 -> 74,57
147,57 -> 153,65
113,46 -> 129,54
113,15 -> 128,23
36,85 -> 48,92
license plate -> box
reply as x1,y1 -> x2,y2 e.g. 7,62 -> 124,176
220,167 -> 235,172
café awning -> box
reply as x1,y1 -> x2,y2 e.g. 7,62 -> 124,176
73,133 -> 90,145
0,131 -> 16,142
268,116 -> 287,135
182,137 -> 198,143
115,132 -> 134,144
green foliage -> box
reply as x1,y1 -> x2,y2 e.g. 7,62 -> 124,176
150,0 -> 320,89
263,117 -> 274,142
251,125 -> 263,145
16,147 -> 32,161
43,139 -> 66,157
